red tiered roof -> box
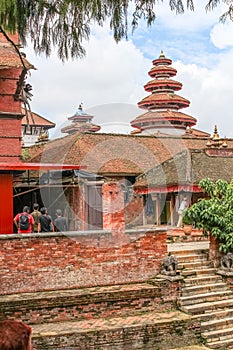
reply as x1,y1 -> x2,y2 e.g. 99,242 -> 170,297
131,50 -> 196,134
144,78 -> 182,92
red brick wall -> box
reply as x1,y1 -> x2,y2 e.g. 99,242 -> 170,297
0,229 -> 167,295
0,68 -> 22,113
125,195 -> 144,227
102,182 -> 125,235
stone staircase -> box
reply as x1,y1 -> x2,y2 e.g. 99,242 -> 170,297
172,246 -> 233,349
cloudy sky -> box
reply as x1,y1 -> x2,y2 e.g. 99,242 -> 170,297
25,0 -> 233,138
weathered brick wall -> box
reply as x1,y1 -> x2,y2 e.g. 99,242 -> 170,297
125,195 -> 144,227
32,317 -> 201,350
0,282 -> 180,325
0,229 -> 167,295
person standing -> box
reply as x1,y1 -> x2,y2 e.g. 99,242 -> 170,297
176,196 -> 187,228
13,206 -> 34,234
38,207 -> 54,233
54,209 -> 67,232
31,203 -> 41,233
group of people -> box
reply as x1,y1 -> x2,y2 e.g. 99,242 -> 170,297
13,204 -> 67,234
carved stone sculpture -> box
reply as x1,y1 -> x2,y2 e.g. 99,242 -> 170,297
160,254 -> 178,276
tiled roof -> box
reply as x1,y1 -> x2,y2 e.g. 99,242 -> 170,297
138,93 -> 190,108
21,108 -> 55,128
134,148 -> 233,188
0,35 -> 34,70
186,128 -> 210,137
131,110 -> 196,124
144,78 -> 182,91
61,122 -> 100,134
26,132 -> 217,176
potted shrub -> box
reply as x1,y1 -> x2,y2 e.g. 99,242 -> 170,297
182,212 -> 193,235
183,178 -> 233,253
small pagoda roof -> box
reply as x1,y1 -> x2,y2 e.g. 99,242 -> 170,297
134,149 -> 233,191
21,108 -> 55,128
61,122 -> 100,134
68,104 -> 94,121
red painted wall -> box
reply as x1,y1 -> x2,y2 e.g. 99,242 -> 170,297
0,174 -> 13,233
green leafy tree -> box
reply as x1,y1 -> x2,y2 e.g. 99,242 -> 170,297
183,178 -> 233,253
0,0 -> 232,61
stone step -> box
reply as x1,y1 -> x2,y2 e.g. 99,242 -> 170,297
192,308 -> 233,323
184,275 -> 222,286
182,282 -> 228,296
168,347 -> 211,350
203,326 -> 233,343
179,262 -> 211,270
207,337 -> 233,349
181,298 -> 233,315
182,268 -> 216,277
31,310 -> 199,350
180,290 -> 233,306
201,316 -> 233,331
174,254 -> 208,263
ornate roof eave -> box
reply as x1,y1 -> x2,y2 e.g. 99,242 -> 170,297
131,111 -> 197,126
149,66 -> 177,78
144,79 -> 182,92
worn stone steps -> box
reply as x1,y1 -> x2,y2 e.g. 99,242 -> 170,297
207,338 -> 233,349
174,243 -> 233,349
181,296 -> 233,315
180,290 -> 233,306
184,275 -> 222,286
193,309 -> 233,323
201,316 -> 233,331
179,261 -> 211,270
182,282 -> 228,296
174,254 -> 208,263
203,326 -> 233,343
182,268 -> 216,277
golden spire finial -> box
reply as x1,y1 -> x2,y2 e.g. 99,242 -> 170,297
159,50 -> 165,59
213,125 -> 219,140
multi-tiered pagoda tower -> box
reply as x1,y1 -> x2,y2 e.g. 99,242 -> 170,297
131,51 -> 197,135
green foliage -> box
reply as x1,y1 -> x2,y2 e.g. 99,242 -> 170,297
183,178 -> 233,253
21,147 -> 30,161
1,0 -> 231,61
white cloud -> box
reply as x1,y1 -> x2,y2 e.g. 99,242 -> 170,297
26,28 -> 149,135
24,4 -> 233,142
210,21 -> 233,49
174,49 -> 233,138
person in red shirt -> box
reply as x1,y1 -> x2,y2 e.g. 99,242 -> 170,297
13,206 -> 34,234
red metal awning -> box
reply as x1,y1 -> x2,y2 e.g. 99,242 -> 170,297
0,162 -> 84,171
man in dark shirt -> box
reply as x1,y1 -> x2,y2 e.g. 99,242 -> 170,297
38,207 -> 54,232
54,209 -> 67,232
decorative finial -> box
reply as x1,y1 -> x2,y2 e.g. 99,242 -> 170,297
222,137 -> 228,148
213,125 -> 219,140
159,50 -> 165,59
78,103 -> 83,110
